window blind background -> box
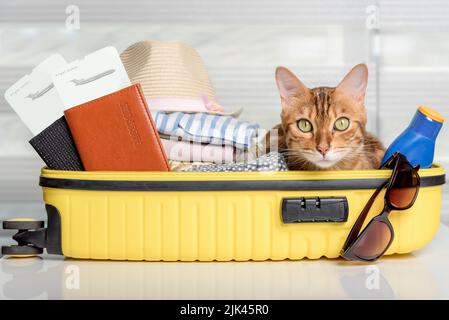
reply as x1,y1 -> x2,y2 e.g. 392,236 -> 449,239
0,0 -> 448,222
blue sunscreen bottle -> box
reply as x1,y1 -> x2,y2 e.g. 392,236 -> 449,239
381,106 -> 444,168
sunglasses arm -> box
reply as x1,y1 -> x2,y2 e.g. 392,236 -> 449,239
341,180 -> 388,252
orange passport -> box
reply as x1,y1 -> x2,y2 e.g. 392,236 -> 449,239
64,84 -> 169,171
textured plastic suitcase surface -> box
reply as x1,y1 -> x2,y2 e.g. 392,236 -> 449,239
39,165 -> 445,261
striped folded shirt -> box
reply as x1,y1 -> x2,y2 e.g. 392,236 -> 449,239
151,111 -> 260,149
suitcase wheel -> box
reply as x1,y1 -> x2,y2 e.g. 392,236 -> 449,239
2,245 -> 43,257
1,218 -> 45,258
3,218 -> 45,230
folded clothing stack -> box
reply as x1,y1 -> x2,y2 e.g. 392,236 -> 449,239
153,111 -> 259,167
120,41 -> 260,170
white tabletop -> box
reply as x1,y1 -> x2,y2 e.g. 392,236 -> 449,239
1,224 -> 449,300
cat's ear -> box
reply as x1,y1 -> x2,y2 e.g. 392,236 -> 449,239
275,67 -> 309,107
335,64 -> 368,104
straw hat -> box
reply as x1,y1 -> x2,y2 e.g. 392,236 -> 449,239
120,41 -> 242,117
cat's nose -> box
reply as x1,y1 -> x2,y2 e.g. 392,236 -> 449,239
316,145 -> 330,156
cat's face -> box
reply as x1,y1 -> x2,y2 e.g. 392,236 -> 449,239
275,64 -> 368,169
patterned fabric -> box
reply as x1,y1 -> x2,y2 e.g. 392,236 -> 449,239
181,152 -> 288,172
152,111 -> 259,149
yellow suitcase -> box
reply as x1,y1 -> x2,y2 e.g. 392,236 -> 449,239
2,165 -> 445,261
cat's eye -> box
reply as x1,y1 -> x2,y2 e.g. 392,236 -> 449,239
334,117 -> 350,131
297,119 -> 313,133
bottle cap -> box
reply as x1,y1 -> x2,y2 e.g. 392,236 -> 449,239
418,105 -> 444,123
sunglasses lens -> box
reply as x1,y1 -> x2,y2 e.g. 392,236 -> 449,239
388,164 -> 419,209
352,220 -> 392,260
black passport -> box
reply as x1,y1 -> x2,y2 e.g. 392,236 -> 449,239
29,116 -> 84,171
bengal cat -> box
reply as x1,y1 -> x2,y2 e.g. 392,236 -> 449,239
266,64 -> 385,170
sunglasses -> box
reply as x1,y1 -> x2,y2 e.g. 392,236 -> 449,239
340,152 -> 420,262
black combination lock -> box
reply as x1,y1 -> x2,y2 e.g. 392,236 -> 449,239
281,196 -> 348,223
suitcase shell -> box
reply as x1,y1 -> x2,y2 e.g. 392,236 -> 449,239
39,165 -> 445,261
